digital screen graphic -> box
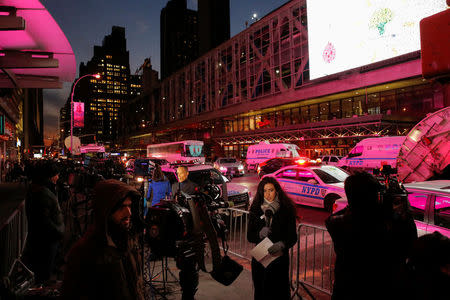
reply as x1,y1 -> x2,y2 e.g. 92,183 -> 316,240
306,0 -> 448,80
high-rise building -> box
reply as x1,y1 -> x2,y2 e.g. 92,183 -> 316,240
198,0 -> 230,55
160,0 -> 199,79
129,75 -> 143,97
74,26 -> 131,146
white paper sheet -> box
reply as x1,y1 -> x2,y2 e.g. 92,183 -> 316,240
250,237 -> 278,268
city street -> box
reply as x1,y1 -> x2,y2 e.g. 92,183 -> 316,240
232,173 -> 330,227
1,0 -> 449,299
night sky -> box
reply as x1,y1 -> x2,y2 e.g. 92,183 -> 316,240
41,0 -> 288,138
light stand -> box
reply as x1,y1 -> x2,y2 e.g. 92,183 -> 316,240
70,73 -> 100,154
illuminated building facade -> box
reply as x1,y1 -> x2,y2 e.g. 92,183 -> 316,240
73,26 -> 131,146
129,0 -> 449,159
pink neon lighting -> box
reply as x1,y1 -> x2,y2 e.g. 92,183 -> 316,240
31,54 -> 49,58
0,0 -> 76,83
0,12 -> 10,16
0,53 -> 5,57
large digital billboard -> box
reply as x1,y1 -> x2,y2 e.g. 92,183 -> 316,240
306,0 -> 448,80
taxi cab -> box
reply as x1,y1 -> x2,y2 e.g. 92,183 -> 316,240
263,164 -> 349,212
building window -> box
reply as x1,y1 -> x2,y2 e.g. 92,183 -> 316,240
342,98 -> 353,118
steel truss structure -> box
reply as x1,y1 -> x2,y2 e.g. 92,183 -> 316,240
214,115 -> 413,145
152,0 -> 309,125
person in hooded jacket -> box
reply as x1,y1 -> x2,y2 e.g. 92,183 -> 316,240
247,176 -> 297,300
326,172 -> 417,300
61,179 -> 145,300
22,160 -> 65,284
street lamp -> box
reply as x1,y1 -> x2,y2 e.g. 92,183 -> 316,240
70,73 -> 100,154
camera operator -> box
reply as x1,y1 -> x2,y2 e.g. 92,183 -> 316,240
326,171 -> 417,300
171,166 -> 199,198
167,166 -> 200,300
61,179 -> 145,300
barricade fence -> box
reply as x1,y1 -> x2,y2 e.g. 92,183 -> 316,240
222,208 -> 335,298
0,196 -> 27,278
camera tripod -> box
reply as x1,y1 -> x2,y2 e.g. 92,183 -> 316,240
143,244 -> 179,300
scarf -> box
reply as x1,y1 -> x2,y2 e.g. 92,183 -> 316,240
261,195 -> 280,215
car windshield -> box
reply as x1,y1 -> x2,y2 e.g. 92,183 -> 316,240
220,158 -> 237,163
150,158 -> 169,165
188,168 -> 229,186
312,166 -> 349,184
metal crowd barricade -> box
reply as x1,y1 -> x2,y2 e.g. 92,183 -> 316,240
291,223 -> 335,298
224,207 -> 252,260
223,209 -> 336,298
0,184 -> 28,279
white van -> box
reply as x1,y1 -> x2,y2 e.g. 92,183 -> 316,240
246,141 -> 300,171
338,136 -> 406,170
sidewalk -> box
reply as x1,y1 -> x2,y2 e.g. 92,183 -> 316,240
146,257 -> 253,300
146,256 -> 331,300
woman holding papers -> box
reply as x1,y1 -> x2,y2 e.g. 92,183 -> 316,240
247,176 -> 298,300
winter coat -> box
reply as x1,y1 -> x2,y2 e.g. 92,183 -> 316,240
325,206 -> 417,300
22,182 -> 65,282
147,179 -> 171,206
61,179 -> 145,300
247,201 -> 297,300
171,179 -> 198,197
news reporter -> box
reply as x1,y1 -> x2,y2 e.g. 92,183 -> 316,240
247,176 -> 297,300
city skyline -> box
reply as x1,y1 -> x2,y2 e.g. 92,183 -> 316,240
42,0 -> 288,139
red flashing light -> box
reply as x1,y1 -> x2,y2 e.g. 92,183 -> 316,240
296,159 -> 306,165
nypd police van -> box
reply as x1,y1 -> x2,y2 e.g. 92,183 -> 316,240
338,136 -> 406,171
246,141 -> 301,172
263,164 -> 349,212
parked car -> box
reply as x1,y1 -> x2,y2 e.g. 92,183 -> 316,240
161,163 -> 250,208
257,157 -> 310,178
320,155 -> 343,166
263,165 -> 349,212
334,180 -> 450,238
213,157 -> 245,177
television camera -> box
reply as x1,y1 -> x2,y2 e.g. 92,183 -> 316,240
146,180 -> 242,287
373,165 -> 410,217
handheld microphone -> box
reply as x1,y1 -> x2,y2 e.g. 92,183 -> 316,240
264,209 -> 273,227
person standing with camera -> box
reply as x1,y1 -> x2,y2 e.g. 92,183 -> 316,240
326,171 -> 417,300
171,166 -> 198,197
247,177 -> 297,300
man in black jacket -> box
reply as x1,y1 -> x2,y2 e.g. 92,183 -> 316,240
22,161 -> 65,284
326,172 -> 417,300
171,166 -> 198,197
169,166 -> 200,300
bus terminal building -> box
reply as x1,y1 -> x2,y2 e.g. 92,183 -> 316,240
121,0 -> 449,159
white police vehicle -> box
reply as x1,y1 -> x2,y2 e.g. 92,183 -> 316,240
263,164 -> 349,212
161,163 -> 251,208
213,157 -> 245,177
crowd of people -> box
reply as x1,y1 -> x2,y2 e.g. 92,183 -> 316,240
1,157 -> 449,300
